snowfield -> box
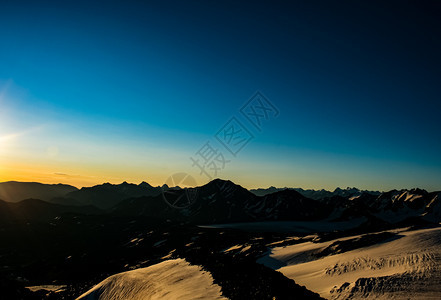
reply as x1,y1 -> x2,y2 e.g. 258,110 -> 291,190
258,226 -> 441,299
76,258 -> 227,300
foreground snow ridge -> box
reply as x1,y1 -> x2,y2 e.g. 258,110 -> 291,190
77,258 -> 227,300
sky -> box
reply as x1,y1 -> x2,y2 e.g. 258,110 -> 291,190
0,0 -> 440,191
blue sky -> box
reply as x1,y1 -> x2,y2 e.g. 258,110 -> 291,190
0,0 -> 440,190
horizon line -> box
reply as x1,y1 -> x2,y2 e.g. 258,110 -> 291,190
1,179 -> 440,193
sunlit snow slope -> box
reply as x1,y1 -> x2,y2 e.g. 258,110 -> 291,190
77,258 -> 227,300
259,227 -> 441,299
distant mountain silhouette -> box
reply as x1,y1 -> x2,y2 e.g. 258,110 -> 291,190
59,181 -> 164,209
0,181 -> 78,202
112,179 -> 441,226
250,186 -> 381,200
132,179 -> 317,223
0,198 -> 101,223
111,179 -> 255,223
251,189 -> 328,221
1,179 -> 440,227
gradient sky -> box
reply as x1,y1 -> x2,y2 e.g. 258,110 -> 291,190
1,0 -> 440,191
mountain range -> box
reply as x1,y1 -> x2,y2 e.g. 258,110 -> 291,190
1,179 -> 440,229
0,181 -> 77,203
250,186 -> 381,199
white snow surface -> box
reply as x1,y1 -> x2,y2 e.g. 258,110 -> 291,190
76,258 -> 227,300
26,285 -> 66,293
258,226 -> 441,299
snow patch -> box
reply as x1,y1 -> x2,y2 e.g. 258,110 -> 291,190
259,227 -> 441,299
77,258 -> 227,300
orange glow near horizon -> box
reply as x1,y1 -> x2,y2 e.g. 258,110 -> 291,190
0,160 -> 169,188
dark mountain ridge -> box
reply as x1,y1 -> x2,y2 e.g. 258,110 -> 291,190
250,186 -> 381,200
112,179 -> 441,226
0,181 -> 78,203
1,179 -> 440,228
63,181 -> 163,209
0,198 -> 101,223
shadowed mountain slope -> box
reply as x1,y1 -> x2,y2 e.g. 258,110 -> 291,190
0,181 -> 78,203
